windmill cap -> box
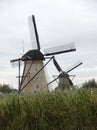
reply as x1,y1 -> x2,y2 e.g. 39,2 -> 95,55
22,50 -> 45,61
59,72 -> 69,78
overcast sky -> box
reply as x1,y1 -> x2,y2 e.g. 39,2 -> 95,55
0,0 -> 97,89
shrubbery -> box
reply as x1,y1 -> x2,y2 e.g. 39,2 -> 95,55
82,79 -> 97,89
0,89 -> 97,129
0,84 -> 18,94
0,84 -> 12,93
0,79 -> 97,129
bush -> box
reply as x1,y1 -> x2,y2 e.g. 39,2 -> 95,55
0,84 -> 13,93
0,89 -> 97,129
82,79 -> 97,89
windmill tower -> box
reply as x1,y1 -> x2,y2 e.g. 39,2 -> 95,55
48,57 -> 83,91
10,15 -> 76,93
20,50 -> 48,93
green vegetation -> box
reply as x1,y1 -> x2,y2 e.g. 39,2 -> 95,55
0,84 -> 12,93
0,84 -> 18,94
0,79 -> 97,129
0,88 -> 97,129
82,79 -> 97,89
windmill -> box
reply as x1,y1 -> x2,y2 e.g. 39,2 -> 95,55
48,57 -> 83,90
10,15 -> 76,93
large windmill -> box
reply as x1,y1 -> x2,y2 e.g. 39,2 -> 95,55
48,57 -> 83,90
10,15 -> 76,93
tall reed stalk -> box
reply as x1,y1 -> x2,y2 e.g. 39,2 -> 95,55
0,89 -> 97,129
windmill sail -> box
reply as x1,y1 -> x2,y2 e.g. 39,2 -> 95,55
28,15 -> 40,50
10,58 -> 22,62
53,57 -> 62,72
66,61 -> 83,73
47,77 -> 59,86
44,43 -> 76,56
10,58 -> 23,92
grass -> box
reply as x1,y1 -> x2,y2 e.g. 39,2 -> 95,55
0,89 -> 97,129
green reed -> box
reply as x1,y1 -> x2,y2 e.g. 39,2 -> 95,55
0,89 -> 97,129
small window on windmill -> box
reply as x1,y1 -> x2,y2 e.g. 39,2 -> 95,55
36,85 -> 39,89
36,68 -> 38,72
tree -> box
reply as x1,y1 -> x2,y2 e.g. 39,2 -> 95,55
82,79 -> 97,89
0,84 -> 13,93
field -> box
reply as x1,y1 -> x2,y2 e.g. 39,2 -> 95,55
0,88 -> 97,130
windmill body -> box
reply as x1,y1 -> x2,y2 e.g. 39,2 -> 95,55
58,72 -> 73,90
20,60 -> 48,93
20,50 -> 48,93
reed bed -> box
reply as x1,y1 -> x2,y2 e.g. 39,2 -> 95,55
0,89 -> 97,130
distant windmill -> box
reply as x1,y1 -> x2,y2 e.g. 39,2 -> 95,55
10,15 -> 76,93
48,57 -> 83,90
